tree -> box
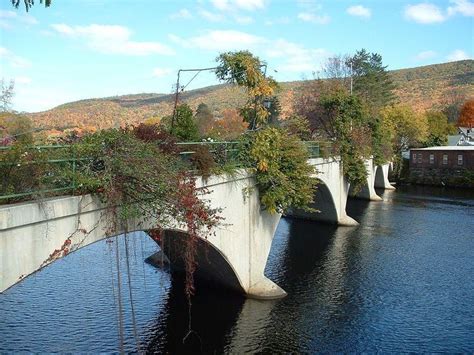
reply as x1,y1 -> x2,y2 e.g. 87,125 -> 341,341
215,51 -> 277,129
11,0 -> 51,12
424,111 -> 451,146
194,103 -> 214,137
143,116 -> 161,126
380,105 -> 428,153
266,96 -> 282,126
348,49 -> 396,113
210,109 -> 248,140
281,115 -> 312,141
322,54 -> 352,89
442,89 -> 466,123
294,79 -> 337,137
458,99 -> 474,128
1,79 -> 15,112
170,103 -> 199,142
0,112 -> 34,144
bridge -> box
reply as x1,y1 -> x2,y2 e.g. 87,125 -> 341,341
0,154 -> 394,298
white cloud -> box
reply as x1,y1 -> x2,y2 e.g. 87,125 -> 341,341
170,8 -> 193,19
235,15 -> 254,24
404,3 -> 446,23
171,30 -> 329,74
347,5 -> 372,18
415,50 -> 437,60
297,12 -> 330,24
234,0 -> 266,11
152,68 -> 174,77
211,0 -> 230,11
50,23 -> 175,56
198,9 -> 226,22
265,39 -> 330,72
296,0 -> 322,12
0,47 -> 32,68
446,49 -> 471,61
264,16 -> 290,26
0,9 -> 38,28
447,0 -> 474,16
170,30 -> 263,51
0,10 -> 16,19
14,76 -> 32,85
211,0 -> 266,11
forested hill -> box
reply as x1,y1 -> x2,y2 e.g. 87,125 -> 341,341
29,60 -> 474,129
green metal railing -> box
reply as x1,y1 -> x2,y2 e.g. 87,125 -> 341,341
0,145 -> 81,202
176,141 -> 242,165
0,140 -> 325,203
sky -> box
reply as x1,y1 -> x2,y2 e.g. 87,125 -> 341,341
0,0 -> 473,113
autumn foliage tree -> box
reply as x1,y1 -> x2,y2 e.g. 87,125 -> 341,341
458,99 -> 474,127
210,109 -> 248,140
215,51 -> 277,129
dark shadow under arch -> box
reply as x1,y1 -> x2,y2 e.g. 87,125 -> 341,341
286,180 -> 339,225
374,165 -> 385,188
149,229 -> 245,295
349,180 -> 371,200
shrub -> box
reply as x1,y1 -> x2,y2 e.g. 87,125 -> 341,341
132,123 -> 178,154
190,145 -> 215,179
239,127 -> 317,214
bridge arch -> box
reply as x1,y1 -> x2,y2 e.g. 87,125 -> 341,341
1,173 -> 286,299
154,229 -> 245,294
286,158 -> 358,226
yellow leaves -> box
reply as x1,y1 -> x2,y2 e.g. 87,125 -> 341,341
257,160 -> 268,171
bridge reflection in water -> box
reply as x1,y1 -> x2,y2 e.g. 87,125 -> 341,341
1,186 -> 474,352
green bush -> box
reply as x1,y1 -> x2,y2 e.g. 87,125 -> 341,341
239,127 -> 317,214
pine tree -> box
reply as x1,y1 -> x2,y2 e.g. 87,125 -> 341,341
348,49 -> 396,113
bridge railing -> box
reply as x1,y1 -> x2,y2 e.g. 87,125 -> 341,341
176,141 -> 242,167
0,140 -> 327,204
0,145 -> 80,203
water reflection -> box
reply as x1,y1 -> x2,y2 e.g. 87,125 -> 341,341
1,186 -> 474,352
144,276 -> 244,354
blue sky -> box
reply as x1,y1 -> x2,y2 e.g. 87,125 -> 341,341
0,0 -> 473,112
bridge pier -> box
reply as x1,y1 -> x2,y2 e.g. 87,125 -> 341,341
375,163 -> 396,190
287,158 -> 358,226
350,159 -> 383,201
159,174 -> 286,299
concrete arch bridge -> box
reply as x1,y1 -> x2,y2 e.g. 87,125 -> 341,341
0,158 -> 394,298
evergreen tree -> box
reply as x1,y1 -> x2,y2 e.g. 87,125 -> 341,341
194,103 -> 214,137
172,104 -> 199,142
348,49 -> 396,113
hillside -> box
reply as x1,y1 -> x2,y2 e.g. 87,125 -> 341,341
29,60 -> 474,129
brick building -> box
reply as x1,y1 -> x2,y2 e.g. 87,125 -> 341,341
409,146 -> 474,187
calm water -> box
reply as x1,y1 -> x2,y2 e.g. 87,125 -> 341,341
1,186 -> 474,353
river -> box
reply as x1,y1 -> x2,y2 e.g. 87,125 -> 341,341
1,186 -> 473,353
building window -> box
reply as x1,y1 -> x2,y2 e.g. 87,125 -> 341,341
417,153 -> 422,164
429,154 -> 434,164
412,153 -> 417,162
458,154 -> 463,165
443,154 -> 448,165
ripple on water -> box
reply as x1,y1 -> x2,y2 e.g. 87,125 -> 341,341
1,187 -> 474,352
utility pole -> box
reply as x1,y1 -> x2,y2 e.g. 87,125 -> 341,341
350,61 -> 353,95
171,70 -> 181,132
171,66 -> 218,132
